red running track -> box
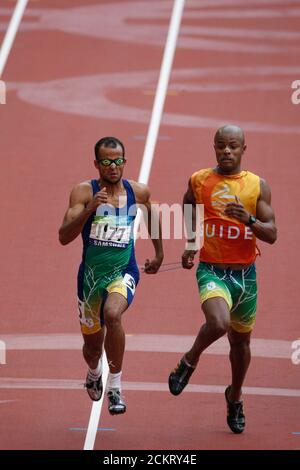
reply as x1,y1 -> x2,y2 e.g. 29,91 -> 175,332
0,0 -> 300,450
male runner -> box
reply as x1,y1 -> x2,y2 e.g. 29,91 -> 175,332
168,125 -> 277,433
59,137 -> 163,414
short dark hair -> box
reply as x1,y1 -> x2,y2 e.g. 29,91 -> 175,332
94,136 -> 125,160
214,125 -> 245,146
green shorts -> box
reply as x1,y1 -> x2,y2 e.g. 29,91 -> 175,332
196,262 -> 257,333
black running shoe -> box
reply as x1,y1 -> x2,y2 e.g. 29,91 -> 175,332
107,389 -> 126,415
85,374 -> 103,402
168,357 -> 195,396
225,386 -> 245,434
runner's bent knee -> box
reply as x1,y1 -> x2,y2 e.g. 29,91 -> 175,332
207,315 -> 230,335
203,298 -> 231,333
104,306 -> 122,328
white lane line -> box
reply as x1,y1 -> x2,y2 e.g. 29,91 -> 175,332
126,334 -> 295,359
0,0 -> 29,77
123,382 -> 300,398
133,0 -> 185,240
83,0 -> 185,451
1,378 -> 300,398
83,356 -> 109,450
1,334 -> 294,360
138,0 -> 186,185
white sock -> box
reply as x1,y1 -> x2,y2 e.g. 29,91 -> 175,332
107,371 -> 122,391
88,357 -> 103,380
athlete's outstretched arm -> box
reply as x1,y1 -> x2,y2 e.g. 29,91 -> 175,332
224,178 -> 277,244
58,183 -> 107,245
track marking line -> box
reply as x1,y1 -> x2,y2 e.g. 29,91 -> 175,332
137,0 -> 185,186
1,333 -> 294,359
0,0 -> 28,77
133,0 -> 185,239
83,355 -> 109,450
1,378 -> 299,398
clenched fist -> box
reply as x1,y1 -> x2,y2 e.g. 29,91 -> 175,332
86,187 -> 108,213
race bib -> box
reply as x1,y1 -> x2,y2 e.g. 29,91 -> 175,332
90,216 -> 131,247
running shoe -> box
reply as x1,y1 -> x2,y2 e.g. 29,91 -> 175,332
225,385 -> 245,434
168,357 -> 195,396
85,374 -> 103,402
107,388 -> 126,415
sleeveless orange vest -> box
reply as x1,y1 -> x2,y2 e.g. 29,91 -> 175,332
191,169 -> 260,265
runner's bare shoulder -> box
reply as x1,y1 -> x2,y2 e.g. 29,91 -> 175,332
70,180 -> 93,204
127,180 -> 150,204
